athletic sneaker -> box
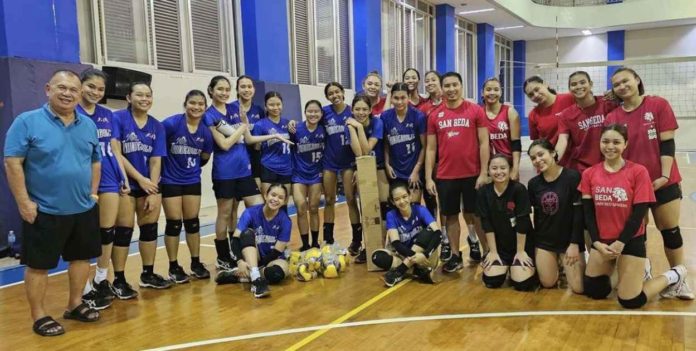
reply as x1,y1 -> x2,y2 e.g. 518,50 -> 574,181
467,236 -> 481,263
440,242 -> 453,262
216,257 -> 237,272
190,263 -> 211,279
82,289 -> 112,310
139,273 -> 173,289
299,244 -> 312,252
644,258 -> 653,281
348,241 -> 362,256
384,268 -> 406,287
93,279 -> 116,301
661,265 -> 689,299
111,280 -> 139,300
215,268 -> 241,284
443,255 -> 464,273
413,266 -> 435,284
677,281 -> 695,300
251,277 -> 270,298
168,265 -> 190,284
354,249 -> 367,264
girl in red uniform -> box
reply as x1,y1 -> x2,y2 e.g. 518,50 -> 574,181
523,76 -> 574,146
605,67 -> 692,299
581,124 -> 687,308
403,68 -> 428,109
417,71 -> 443,118
362,71 -> 388,117
481,77 -> 521,180
556,71 -> 618,173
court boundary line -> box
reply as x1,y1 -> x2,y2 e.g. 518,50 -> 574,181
144,310 -> 696,350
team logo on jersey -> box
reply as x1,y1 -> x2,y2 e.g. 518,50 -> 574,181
326,119 -> 336,126
437,112 -> 445,118
446,130 -> 460,138
195,137 -> 204,143
644,112 -> 654,122
269,127 -> 277,134
406,123 -> 414,128
175,136 -> 188,145
612,187 -> 628,202
97,117 -> 109,123
540,191 -> 559,215
497,121 -> 509,132
300,136 -> 310,144
145,132 -> 156,140
389,127 -> 400,137
126,132 -> 139,142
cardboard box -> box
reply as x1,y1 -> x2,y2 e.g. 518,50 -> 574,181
355,156 -> 386,271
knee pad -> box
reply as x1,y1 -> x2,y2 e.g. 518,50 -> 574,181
264,265 -> 285,284
100,227 -> 115,245
512,275 -> 539,292
583,275 -> 612,299
183,218 -> 200,234
239,228 -> 256,249
114,227 -> 134,247
414,229 -> 442,257
661,227 -> 683,249
379,202 -> 389,220
139,223 -> 158,242
165,219 -> 182,237
618,292 -> 647,309
371,250 -> 394,271
482,273 -> 507,288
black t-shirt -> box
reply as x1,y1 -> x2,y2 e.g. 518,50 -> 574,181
528,168 -> 584,252
476,181 -> 533,259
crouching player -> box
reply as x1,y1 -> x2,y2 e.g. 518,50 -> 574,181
372,183 -> 442,287
215,184 -> 290,298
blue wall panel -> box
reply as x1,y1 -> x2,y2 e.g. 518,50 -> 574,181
513,40 -> 528,137
607,30 -> 625,89
476,23 -> 495,101
435,4 -> 455,73
353,0 -> 382,90
241,0 -> 291,83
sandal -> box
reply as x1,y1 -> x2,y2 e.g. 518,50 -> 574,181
63,303 -> 100,322
33,316 -> 65,337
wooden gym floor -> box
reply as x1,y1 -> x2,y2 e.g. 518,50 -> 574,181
2,152 -> 696,350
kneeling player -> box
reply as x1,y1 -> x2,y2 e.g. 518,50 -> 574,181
372,183 -> 442,287
215,184 -> 290,298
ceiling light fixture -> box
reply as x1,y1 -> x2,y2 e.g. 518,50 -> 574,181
582,29 -> 592,36
495,25 -> 524,31
458,8 -> 495,15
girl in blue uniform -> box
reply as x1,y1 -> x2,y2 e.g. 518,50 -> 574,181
112,82 -> 171,298
217,184 -> 292,298
292,100 -> 325,251
382,83 -> 427,203
321,82 -> 362,261
204,76 -> 263,272
77,68 -> 130,310
372,183 -> 441,287
161,90 -> 214,283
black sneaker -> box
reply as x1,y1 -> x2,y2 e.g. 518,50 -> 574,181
93,279 -> 116,301
111,280 -> 139,300
215,268 -> 241,285
139,272 -> 173,289
299,244 -> 312,252
467,237 -> 482,263
440,242 -> 453,262
168,265 -> 190,284
216,257 -> 237,272
384,268 -> 406,287
82,289 -> 113,310
354,249 -> 367,264
348,241 -> 362,256
443,255 -> 464,273
311,242 -> 321,249
413,266 -> 436,284
190,263 -> 211,279
251,277 -> 270,298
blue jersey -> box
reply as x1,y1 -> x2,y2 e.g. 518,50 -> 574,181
113,109 -> 167,191
252,117 -> 292,176
76,104 -> 124,193
386,204 -> 435,247
381,106 -> 426,179
292,122 -> 325,184
203,105 -> 252,180
345,117 -> 384,167
321,105 -> 353,171
237,204 -> 292,259
228,100 -> 264,156
161,114 -> 214,185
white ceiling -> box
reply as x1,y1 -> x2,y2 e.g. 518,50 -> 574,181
428,0 -> 696,41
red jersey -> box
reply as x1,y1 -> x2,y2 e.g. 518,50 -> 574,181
558,98 -> 618,173
410,96 -> 429,111
417,97 -> 442,119
372,96 -> 387,117
605,96 -> 681,185
427,100 -> 486,179
528,93 -> 575,145
484,104 -> 513,157
579,161 -> 655,242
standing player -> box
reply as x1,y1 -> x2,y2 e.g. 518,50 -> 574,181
482,78 -> 521,181
382,83 -> 427,203
478,155 -> 536,291
556,71 -> 618,173
425,72 -> 490,272
112,82 -> 171,298
161,90 -> 214,283
524,76 -> 574,146
292,100 -> 326,251
581,124 -> 688,308
217,184 -> 292,298
372,184 -> 441,287
362,71 -> 388,117
527,139 -> 584,294
403,68 -> 428,109
605,67 -> 692,299
77,68 -> 130,310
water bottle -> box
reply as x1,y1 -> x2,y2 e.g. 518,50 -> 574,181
8,230 -> 16,258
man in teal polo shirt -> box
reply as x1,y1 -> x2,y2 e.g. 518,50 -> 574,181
4,70 -> 102,336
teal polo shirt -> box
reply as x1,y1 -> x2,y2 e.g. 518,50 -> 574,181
4,104 -> 101,215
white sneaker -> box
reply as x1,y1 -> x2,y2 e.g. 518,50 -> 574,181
661,265 -> 688,299
677,280 -> 695,300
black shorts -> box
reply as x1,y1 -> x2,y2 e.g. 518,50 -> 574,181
213,177 -> 260,200
653,183 -> 682,207
535,241 -> 587,254
260,166 -> 292,184
129,188 -> 161,198
161,183 -> 202,198
436,177 -> 477,215
21,206 -> 101,269
620,235 -> 647,258
248,146 -> 262,178
493,248 -> 536,266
